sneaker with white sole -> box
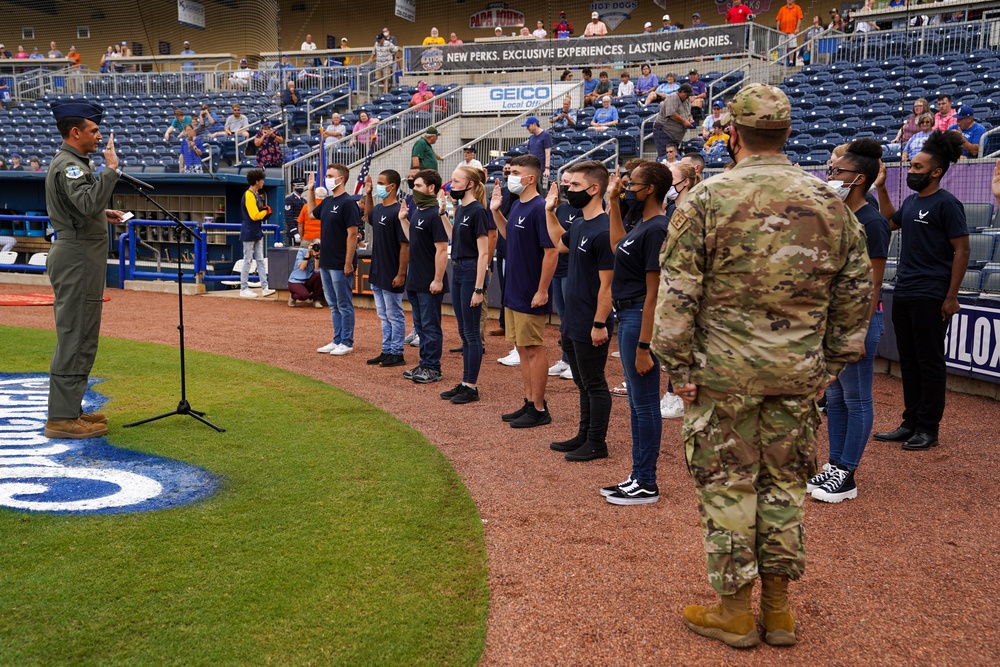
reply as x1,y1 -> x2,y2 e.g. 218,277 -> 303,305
600,475 -> 635,498
261,288 -> 276,297
806,463 -> 836,492
240,289 -> 258,298
330,344 -> 353,356
287,295 -> 296,307
811,466 -> 857,503
560,367 -> 573,380
611,350 -> 621,358
606,480 -> 660,505
660,392 -> 684,419
498,349 -> 520,366
548,359 -> 570,376
408,334 -> 420,347
403,331 -> 417,345
317,342 -> 338,353
313,299 -> 324,309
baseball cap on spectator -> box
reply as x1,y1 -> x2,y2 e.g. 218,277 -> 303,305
522,116 -> 540,127
261,119 -> 272,126
10,153 -> 20,159
955,106 -> 974,119
690,69 -> 699,75
464,146 -> 477,154
341,37 -> 348,42
121,41 -> 128,45
375,33 -> 385,41
644,22 -> 652,28
713,99 -> 725,108
425,126 -> 439,135
662,14 -> 671,20
592,11 -> 600,18
183,41 -> 190,46
693,12 -> 701,18
678,83 -> 694,95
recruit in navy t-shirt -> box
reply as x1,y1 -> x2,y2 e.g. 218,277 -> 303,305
451,200 -> 491,261
369,201 -> 408,293
561,211 -> 615,342
405,206 -> 450,293
891,189 -> 967,300
554,202 -> 581,279
612,214 -> 669,302
314,191 -> 361,270
503,195 -> 554,314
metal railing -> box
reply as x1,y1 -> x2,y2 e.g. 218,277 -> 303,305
304,86 -> 353,133
826,18 -> 998,63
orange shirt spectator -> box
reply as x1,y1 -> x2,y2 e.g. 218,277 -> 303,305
776,0 -> 803,33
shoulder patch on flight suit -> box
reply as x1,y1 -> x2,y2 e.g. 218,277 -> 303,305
65,165 -> 84,179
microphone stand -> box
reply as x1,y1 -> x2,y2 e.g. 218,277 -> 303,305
121,178 -> 225,433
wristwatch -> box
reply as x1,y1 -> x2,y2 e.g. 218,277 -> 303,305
592,321 -> 607,329
474,288 -> 484,295
637,341 -> 651,350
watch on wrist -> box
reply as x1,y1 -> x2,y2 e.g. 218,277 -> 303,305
474,288 -> 484,295
637,341 -> 651,350
592,321 -> 607,329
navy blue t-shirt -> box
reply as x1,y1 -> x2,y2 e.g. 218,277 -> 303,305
612,214 -> 669,302
554,202 -> 581,279
451,200 -> 490,261
528,130 -> 552,166
855,203 -> 890,260
892,189 -> 967,300
504,195 -> 554,314
314,191 -> 361,269
561,212 -> 615,342
406,206 -> 450,293
369,201 -> 408,293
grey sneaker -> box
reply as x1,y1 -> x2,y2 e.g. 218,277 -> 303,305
411,367 -> 442,384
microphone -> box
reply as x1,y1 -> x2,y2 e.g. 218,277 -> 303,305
115,169 -> 155,191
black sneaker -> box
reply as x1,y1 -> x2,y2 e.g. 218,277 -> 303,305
367,352 -> 388,365
510,404 -> 552,428
606,480 -> 660,505
450,385 -> 480,404
811,467 -> 857,503
599,474 -> 635,497
564,441 -> 608,461
380,354 -> 406,368
412,367 -> 443,384
806,463 -> 837,492
502,399 -> 530,423
440,384 -> 464,400
402,365 -> 421,380
551,434 -> 586,452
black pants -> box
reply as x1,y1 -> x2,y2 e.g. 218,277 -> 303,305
892,295 -> 949,436
562,334 -> 611,446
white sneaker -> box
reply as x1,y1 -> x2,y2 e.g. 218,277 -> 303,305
403,331 -> 417,345
560,367 -> 573,380
317,342 -> 338,353
260,288 -> 276,297
239,289 -> 257,298
498,349 -> 520,366
330,344 -> 353,356
408,334 -> 420,347
313,299 -> 324,309
611,350 -> 621,358
287,295 -> 296,307
660,393 -> 685,419
548,359 -> 570,376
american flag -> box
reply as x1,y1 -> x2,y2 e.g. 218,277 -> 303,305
354,149 -> 372,196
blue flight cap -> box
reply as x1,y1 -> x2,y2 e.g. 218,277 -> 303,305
49,100 -> 104,124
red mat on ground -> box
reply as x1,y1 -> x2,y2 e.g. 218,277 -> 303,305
0,294 -> 111,306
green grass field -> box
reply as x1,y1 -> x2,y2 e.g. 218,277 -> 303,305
0,326 -> 488,666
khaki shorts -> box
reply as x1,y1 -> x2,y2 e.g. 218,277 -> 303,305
505,308 -> 546,347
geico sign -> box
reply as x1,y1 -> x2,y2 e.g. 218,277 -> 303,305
488,87 -> 551,101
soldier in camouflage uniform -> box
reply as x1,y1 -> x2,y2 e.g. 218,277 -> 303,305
652,83 -> 873,648
42,100 -> 125,440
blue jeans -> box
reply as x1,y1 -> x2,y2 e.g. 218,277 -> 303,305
617,305 -> 662,485
826,311 -> 884,471
551,275 -> 569,363
319,269 -> 355,347
452,259 -> 483,384
240,239 -> 267,290
372,285 -> 405,355
407,289 -> 443,372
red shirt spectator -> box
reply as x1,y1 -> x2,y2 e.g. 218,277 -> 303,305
727,0 -> 753,23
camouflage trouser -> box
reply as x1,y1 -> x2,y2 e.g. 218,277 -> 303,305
682,386 -> 820,596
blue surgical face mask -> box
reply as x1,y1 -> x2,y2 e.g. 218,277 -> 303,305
375,184 -> 390,199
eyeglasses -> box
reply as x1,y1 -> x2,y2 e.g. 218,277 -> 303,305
826,167 -> 860,178
629,181 -> 652,187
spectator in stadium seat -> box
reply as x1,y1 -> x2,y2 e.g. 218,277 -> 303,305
702,99 -> 727,140
560,70 -> 573,81
689,12 -> 708,28
197,104 -> 225,138
47,42 -> 63,59
589,71 -> 612,106
828,11 -> 846,31
659,14 -> 677,32
300,34 -> 317,51
229,59 -> 253,90
29,157 -> 42,172
66,46 -> 81,68
0,156 -> 6,169
164,107 -> 192,142
662,144 -> 681,164
533,21 -> 548,39
253,120 -> 284,168
581,68 -> 599,104
589,96 -> 620,131
409,80 -> 433,110
642,22 -> 655,34
287,240 -> 325,308
553,11 -> 574,38
411,126 -> 441,171
894,98 -> 931,146
14,45 -> 28,60
645,72 -> 679,106
423,28 -> 446,46
550,96 -> 578,131
653,83 -> 694,160
178,124 -> 205,173
901,116 -> 933,161
9,153 -> 22,171
687,69 -> 707,121
776,0 -> 804,65
933,94 -> 956,132
224,103 -> 251,140
322,112 -> 348,147
519,27 -> 532,38
852,0 -> 880,33
585,12 -> 609,36
728,0 -> 754,23
0,44 -> 10,59
460,146 -> 486,178
618,71 -> 635,97
493,27 -> 505,39
636,64 -> 658,97
281,80 -> 300,106
448,33 -> 463,45
524,115 -> 553,180
350,110 -> 378,156
702,121 -> 730,157
948,106 -> 986,159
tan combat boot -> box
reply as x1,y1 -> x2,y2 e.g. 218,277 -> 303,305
79,412 -> 108,424
683,581 -> 760,648
44,418 -> 109,439
759,573 -> 796,646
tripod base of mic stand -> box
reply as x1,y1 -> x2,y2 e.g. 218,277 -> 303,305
123,399 -> 226,432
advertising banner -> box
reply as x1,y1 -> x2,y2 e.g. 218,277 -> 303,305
462,83 -> 581,113
468,3 -> 525,29
177,0 -> 205,30
408,24 -> 747,73
944,302 -> 1000,382
395,0 -> 416,22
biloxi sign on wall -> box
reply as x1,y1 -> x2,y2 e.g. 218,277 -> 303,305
462,83 -> 580,112
0,375 -> 217,514
944,303 -> 1000,382
408,24 -> 748,72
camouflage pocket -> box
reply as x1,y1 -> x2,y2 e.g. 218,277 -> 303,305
683,399 -> 726,488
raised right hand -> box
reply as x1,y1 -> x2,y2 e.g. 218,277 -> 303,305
489,177 -> 503,212
104,132 -> 119,171
544,181 -> 559,212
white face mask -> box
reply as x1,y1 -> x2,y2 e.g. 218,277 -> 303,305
325,177 -> 341,191
665,185 -> 679,201
827,176 -> 857,201
507,174 -> 526,195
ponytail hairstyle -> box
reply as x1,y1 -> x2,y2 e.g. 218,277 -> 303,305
919,129 -> 963,176
456,166 -> 486,205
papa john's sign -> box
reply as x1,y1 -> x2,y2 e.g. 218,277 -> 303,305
469,2 -> 525,29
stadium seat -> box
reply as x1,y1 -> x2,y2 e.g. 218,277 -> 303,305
960,270 -> 982,291
968,233 -> 996,268
966,203 -> 995,229
983,272 -> 1000,293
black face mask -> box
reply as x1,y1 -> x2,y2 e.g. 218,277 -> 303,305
564,188 -> 593,210
449,187 -> 467,201
294,188 -> 304,196
406,178 -> 415,190
906,171 -> 933,192
559,184 -> 570,200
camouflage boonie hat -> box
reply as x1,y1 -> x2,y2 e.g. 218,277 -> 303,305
728,83 -> 791,129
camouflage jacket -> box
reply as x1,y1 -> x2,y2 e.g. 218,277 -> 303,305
652,153 -> 873,395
